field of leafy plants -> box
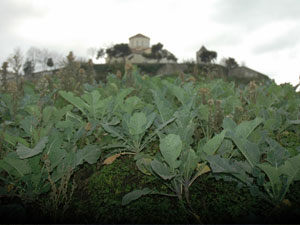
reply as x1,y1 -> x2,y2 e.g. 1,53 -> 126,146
0,67 -> 300,224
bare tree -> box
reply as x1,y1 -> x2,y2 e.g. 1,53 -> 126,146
26,47 -> 41,71
7,47 -> 24,86
87,47 -> 98,60
26,47 -> 63,71
7,47 -> 24,75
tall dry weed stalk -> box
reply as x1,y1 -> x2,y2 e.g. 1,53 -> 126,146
44,156 -> 76,222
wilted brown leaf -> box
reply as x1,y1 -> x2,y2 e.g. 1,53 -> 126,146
85,122 -> 92,131
103,153 -> 122,165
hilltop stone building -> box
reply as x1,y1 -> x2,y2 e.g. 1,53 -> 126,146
129,34 -> 151,54
106,33 -> 177,64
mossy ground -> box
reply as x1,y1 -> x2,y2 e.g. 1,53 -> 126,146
61,154 -> 300,224
1,152 -> 300,224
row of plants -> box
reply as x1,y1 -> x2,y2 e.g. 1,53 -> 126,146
0,67 -> 299,223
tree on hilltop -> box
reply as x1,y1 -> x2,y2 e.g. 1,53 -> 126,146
23,59 -> 35,76
199,49 -> 217,64
7,47 -> 24,87
143,42 -> 177,63
47,58 -> 54,68
225,57 -> 239,69
106,43 -> 132,63
1,62 -> 9,91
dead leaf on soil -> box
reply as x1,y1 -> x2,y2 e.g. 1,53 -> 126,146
103,153 -> 123,165
85,122 -> 92,131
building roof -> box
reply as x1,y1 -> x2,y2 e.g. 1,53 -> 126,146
129,33 -> 150,40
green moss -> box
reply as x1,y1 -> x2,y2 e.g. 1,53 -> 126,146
69,155 -> 189,224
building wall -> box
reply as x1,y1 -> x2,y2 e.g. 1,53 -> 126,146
129,37 -> 150,50
229,66 -> 269,79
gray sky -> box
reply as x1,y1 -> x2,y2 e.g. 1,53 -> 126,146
1,0 -> 300,86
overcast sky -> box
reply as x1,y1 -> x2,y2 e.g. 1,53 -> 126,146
1,0 -> 300,86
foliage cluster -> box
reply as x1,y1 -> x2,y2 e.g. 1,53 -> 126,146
0,66 -> 299,223
142,42 -> 178,62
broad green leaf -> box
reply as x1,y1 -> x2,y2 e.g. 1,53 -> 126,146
257,163 -> 281,190
163,80 -> 186,105
53,105 -> 73,123
0,132 -> 29,147
203,130 -> 226,155
232,137 -> 260,167
122,96 -> 142,114
128,112 -> 147,135
222,117 -> 237,131
76,145 -> 101,165
182,149 -> 198,180
113,88 -> 134,113
151,159 -> 176,180
59,91 -> 87,114
19,116 -> 38,136
266,138 -> 289,166
17,137 -> 49,159
47,134 -> 66,170
82,90 -> 102,118
144,112 -> 156,130
2,152 -> 31,177
42,106 -> 55,124
207,155 -> 251,184
236,117 -> 263,139
25,105 -> 40,118
207,155 -> 240,174
159,134 -> 182,170
122,188 -> 153,205
101,123 -> 125,141
152,90 -> 174,123
281,154 -> 300,182
136,157 -> 153,175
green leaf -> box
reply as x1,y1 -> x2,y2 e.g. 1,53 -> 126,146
17,137 -> 49,159
122,188 -> 153,205
236,117 -> 263,139
1,152 -> 31,177
59,91 -> 87,114
47,134 -> 66,170
135,153 -> 153,175
0,132 -> 29,147
76,145 -> 101,165
266,138 -> 289,166
151,159 -> 176,180
122,96 -> 142,114
281,154 -> 300,182
128,112 -> 147,135
257,163 -> 281,188
203,130 -> 226,155
207,155 -> 240,174
222,117 -> 237,131
198,104 -> 209,121
113,88 -> 134,113
182,149 -> 198,180
42,106 -> 55,124
152,90 -> 174,123
207,155 -> 252,184
232,137 -> 260,167
101,123 -> 125,141
82,90 -> 102,118
159,134 -> 182,170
